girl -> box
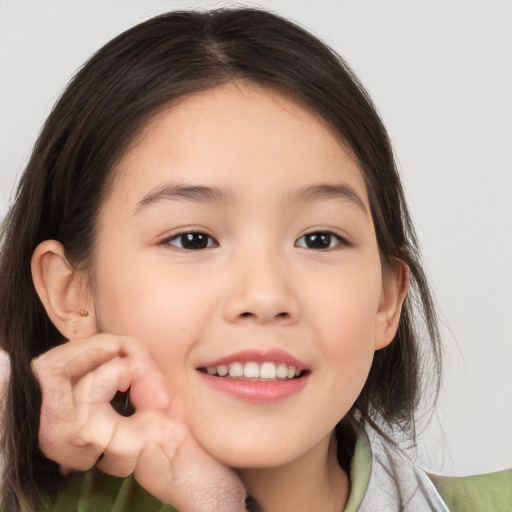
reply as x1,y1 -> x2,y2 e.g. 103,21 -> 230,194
0,7 -> 509,512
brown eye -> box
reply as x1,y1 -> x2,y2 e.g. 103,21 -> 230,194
295,231 -> 347,250
165,232 -> 217,250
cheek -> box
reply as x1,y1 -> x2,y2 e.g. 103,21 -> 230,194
307,259 -> 382,344
93,261 -> 216,372
304,260 -> 382,392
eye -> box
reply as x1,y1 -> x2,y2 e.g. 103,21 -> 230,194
295,231 -> 348,250
163,232 -> 218,250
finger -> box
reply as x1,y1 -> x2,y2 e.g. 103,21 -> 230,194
60,358 -> 132,470
134,421 -> 246,512
97,410 -> 186,478
59,403 -> 119,472
36,334 -> 167,425
96,419 -> 141,478
135,441 -> 246,512
165,434 -> 246,510
33,336 -> 124,424
39,398 -> 118,471
39,357 -> 130,470
35,334 -> 173,474
40,334 -> 171,413
73,356 -> 131,407
121,349 -> 171,414
32,334 -> 124,384
134,441 -> 175,502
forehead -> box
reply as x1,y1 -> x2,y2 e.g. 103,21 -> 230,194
110,82 -> 368,207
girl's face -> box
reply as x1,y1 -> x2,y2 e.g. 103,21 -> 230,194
90,83 -> 399,469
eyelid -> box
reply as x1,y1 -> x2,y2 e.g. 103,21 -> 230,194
158,227 -> 351,251
294,229 -> 352,250
160,229 -> 219,250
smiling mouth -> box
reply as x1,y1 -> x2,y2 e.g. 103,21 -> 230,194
198,361 -> 307,381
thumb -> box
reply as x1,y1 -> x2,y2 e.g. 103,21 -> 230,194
135,423 -> 247,512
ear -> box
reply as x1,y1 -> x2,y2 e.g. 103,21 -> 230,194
31,240 -> 99,340
374,261 -> 409,350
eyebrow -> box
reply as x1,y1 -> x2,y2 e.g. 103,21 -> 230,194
136,183 -> 234,211
136,181 -> 367,215
287,183 -> 368,215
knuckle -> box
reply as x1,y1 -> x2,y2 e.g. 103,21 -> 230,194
103,465 -> 133,478
98,452 -> 136,478
31,355 -> 49,384
38,432 -> 58,459
32,353 -> 67,390
72,425 -> 98,449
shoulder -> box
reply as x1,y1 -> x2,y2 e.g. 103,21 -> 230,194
349,424 -> 512,512
428,469 -> 512,512
348,426 -> 451,511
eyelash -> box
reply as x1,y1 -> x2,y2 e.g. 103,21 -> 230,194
295,231 -> 350,250
162,230 -> 350,251
163,232 -> 218,250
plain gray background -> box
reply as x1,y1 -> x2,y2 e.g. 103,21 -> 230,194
1,0 -> 511,476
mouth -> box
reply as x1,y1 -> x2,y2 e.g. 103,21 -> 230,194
198,361 -> 307,381
196,350 -> 310,403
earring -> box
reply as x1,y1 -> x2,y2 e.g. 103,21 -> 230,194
79,309 -> 90,317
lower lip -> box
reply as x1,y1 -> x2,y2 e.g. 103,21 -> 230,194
198,372 -> 309,404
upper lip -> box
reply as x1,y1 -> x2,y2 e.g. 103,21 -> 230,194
197,348 -> 309,372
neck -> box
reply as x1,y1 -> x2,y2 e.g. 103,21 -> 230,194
236,433 -> 349,512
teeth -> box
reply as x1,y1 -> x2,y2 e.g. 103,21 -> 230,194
228,362 -> 244,377
243,361 -> 260,378
204,361 -> 302,380
260,362 -> 276,379
276,363 -> 288,379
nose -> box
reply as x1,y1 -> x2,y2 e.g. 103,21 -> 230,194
222,248 -> 301,326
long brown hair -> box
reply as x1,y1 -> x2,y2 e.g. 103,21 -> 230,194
0,8 -> 441,508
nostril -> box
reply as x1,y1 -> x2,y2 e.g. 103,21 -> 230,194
231,308 -> 296,324
238,311 -> 289,321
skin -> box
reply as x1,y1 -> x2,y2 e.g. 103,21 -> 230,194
32,82 -> 407,511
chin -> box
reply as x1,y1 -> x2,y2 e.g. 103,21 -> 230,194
194,424 -> 321,470
216,447 -> 298,469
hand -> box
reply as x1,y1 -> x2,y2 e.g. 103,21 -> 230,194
33,334 -> 247,512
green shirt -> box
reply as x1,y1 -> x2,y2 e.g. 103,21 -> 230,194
9,429 -> 512,511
